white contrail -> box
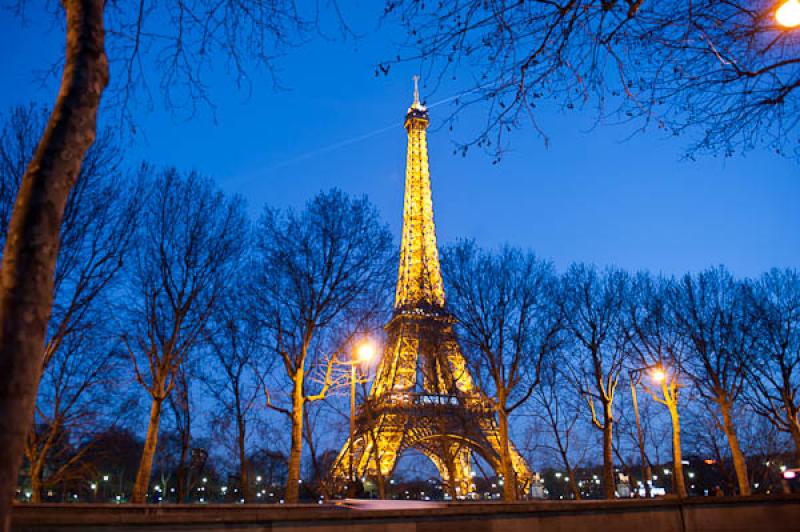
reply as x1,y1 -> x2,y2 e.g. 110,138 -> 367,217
233,81 -> 498,184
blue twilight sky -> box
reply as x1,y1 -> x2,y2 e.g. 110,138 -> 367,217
1,3 -> 798,279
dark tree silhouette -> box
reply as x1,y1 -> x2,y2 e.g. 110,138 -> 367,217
0,105 -> 139,503
252,189 -> 394,503
743,268 -> 800,462
121,168 -> 247,503
0,3 -> 311,523
627,273 -> 689,497
442,240 -> 561,500
559,264 -> 630,499
669,267 -> 755,496
383,1 -> 800,159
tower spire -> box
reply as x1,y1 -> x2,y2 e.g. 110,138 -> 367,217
396,76 -> 444,310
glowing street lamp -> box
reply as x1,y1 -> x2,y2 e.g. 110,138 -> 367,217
776,0 -> 800,28
356,341 -> 376,364
651,367 -> 666,383
349,339 -> 376,492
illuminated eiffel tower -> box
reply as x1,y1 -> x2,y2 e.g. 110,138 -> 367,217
330,78 -> 533,499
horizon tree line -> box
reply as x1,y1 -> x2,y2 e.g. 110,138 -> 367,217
2,105 -> 799,506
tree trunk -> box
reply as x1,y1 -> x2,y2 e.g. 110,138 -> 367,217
719,401 -> 750,496
566,465 -> 581,500
285,372 -> 304,504
236,391 -> 249,503
552,418 -> 580,500
440,443 -> 459,500
788,416 -> 800,467
368,427 -> 386,499
0,1 -> 108,528
497,405 -> 517,500
132,398 -> 164,503
668,402 -> 687,497
175,440 -> 188,503
28,459 -> 43,504
602,401 -> 615,499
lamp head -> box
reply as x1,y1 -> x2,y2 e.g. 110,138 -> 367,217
777,0 -> 800,28
651,368 -> 666,383
356,341 -> 376,363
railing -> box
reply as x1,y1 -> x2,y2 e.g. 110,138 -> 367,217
360,392 -> 493,416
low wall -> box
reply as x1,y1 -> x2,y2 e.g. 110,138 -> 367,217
12,495 -> 800,532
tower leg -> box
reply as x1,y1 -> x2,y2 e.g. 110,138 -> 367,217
330,413 -> 407,498
425,441 -> 473,499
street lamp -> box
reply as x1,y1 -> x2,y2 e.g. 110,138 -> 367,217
629,368 -> 653,498
349,339 -> 376,493
776,0 -> 800,28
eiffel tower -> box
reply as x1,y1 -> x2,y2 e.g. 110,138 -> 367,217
330,78 -> 533,499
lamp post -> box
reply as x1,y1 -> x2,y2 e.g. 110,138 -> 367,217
349,340 -> 376,495
776,0 -> 800,28
629,369 -> 652,498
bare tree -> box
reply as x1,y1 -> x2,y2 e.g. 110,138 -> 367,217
531,355 -> 588,500
441,241 -> 561,500
122,167 -> 247,503
559,264 -> 630,499
203,267 -> 268,503
669,266 -> 755,495
743,268 -> 800,463
0,105 -> 139,502
165,365 -> 192,503
627,273 -> 688,497
383,1 -> 800,160
0,2 -> 313,522
252,189 -> 394,503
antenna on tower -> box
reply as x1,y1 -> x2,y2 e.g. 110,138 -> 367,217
412,75 -> 420,106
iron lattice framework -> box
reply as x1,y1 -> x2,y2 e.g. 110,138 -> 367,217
330,80 -> 533,499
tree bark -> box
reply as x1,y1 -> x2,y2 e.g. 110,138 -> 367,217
566,466 -> 581,500
602,401 -> 615,499
0,1 -> 108,528
236,390 -> 249,503
719,401 -> 750,496
667,402 -> 687,497
370,431 -> 386,500
132,398 -> 164,503
175,438 -> 188,503
24,433 -> 46,504
788,414 -> 800,467
28,459 -> 43,505
497,404 -> 517,500
285,371 -> 304,503
554,437 -> 581,500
